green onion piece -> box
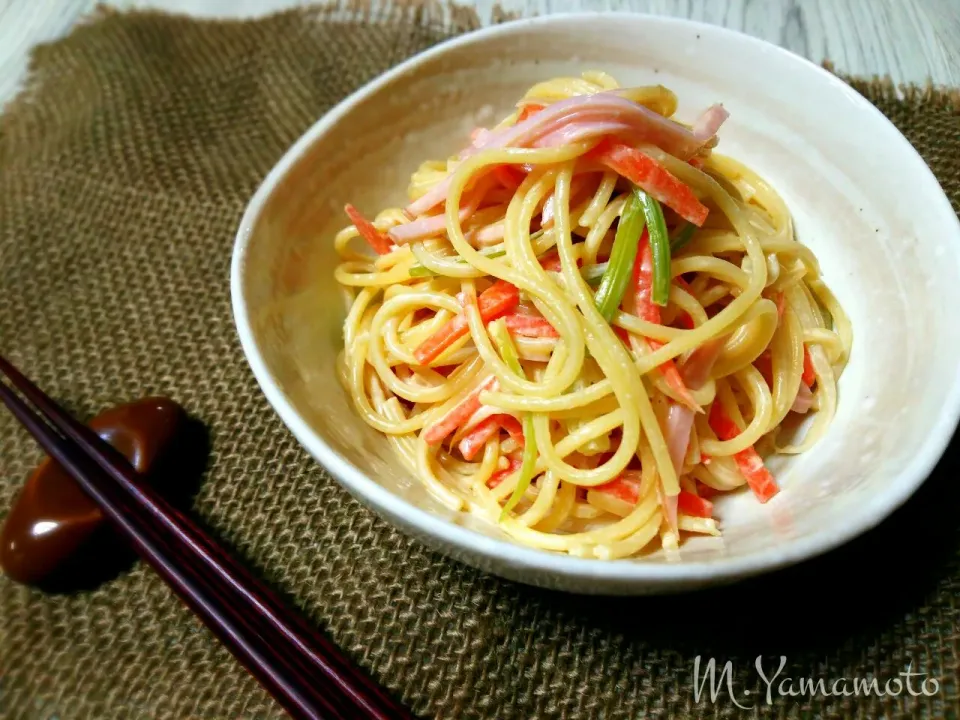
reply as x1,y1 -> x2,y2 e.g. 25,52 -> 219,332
502,416 -> 537,519
488,320 -> 538,520
593,192 -> 646,321
670,222 -> 696,252
408,265 -> 435,277
408,249 -> 506,278
490,318 -> 524,377
636,189 -> 671,307
581,262 -> 609,286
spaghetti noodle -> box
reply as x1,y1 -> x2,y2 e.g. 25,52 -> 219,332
333,72 -> 851,560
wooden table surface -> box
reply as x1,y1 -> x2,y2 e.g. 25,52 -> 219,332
1,0 -> 959,107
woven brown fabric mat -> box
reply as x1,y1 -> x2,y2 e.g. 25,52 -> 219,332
1,6 -> 959,720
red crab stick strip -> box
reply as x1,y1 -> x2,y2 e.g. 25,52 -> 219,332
696,481 -> 720,499
344,204 -> 393,255
487,456 -> 522,489
594,472 -> 713,519
802,346 -> 816,386
422,376 -> 499,446
493,164 -> 526,190
708,402 -> 779,503
497,415 -> 525,445
503,314 -> 560,338
593,470 -> 643,503
458,416 -> 502,460
413,280 -> 520,365
586,139 -> 709,226
458,414 -> 524,461
516,103 -> 544,122
677,490 -> 714,518
753,351 -> 815,414
538,252 -> 583,273
632,233 -> 699,411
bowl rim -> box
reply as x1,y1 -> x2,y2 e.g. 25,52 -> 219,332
231,11 -> 960,588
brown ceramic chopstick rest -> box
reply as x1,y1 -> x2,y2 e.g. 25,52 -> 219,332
0,397 -> 207,591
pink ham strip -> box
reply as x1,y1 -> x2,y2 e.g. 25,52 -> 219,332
660,336 -> 729,529
665,403 -> 696,478
542,201 -> 554,228
540,172 -> 596,228
656,483 -> 679,537
661,402 -> 696,533
389,190 -> 484,244
473,93 -> 707,158
474,221 -> 505,246
406,92 -> 713,217
532,121 -> 634,149
692,104 -> 729,140
791,381 -> 814,414
679,337 -> 727,390
470,127 -> 492,145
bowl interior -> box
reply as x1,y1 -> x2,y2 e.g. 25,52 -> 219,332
234,15 -> 960,586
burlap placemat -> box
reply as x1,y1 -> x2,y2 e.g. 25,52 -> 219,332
1,6 -> 958,719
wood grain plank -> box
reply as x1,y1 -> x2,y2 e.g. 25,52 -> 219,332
1,0 -> 958,109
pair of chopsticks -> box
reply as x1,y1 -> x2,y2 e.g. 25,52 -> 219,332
0,355 -> 416,720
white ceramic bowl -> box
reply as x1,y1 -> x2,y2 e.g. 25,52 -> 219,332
231,13 -> 960,594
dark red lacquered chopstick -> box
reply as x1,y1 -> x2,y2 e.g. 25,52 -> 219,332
0,356 -> 404,717
0,355 -> 416,720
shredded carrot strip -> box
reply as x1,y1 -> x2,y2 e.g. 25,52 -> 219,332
344,204 -> 393,255
708,403 -> 779,503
